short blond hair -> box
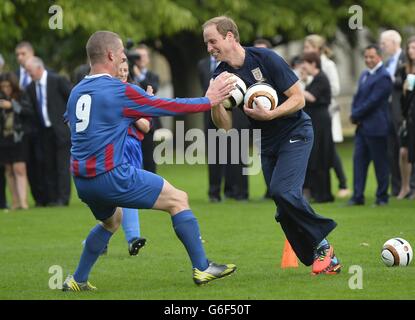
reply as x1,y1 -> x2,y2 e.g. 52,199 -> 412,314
202,16 -> 240,42
304,34 -> 333,58
86,31 -> 123,64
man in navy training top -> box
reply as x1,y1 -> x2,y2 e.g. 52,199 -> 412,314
62,30 -> 237,291
203,16 -> 341,275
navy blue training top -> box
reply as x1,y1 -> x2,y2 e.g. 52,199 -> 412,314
214,47 -> 310,146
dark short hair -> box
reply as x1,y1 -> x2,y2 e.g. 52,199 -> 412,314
202,16 -> 240,42
290,55 -> 303,68
86,31 -> 123,64
15,41 -> 34,52
365,44 -> 382,56
302,52 -> 321,69
254,38 -> 272,48
136,43 -> 149,51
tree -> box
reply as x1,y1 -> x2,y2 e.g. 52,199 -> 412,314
2,0 -> 415,94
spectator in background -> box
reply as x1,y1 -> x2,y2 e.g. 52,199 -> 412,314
396,36 -> 415,199
14,42 -> 41,207
72,58 -> 91,85
25,56 -> 72,207
253,38 -> 272,49
0,54 -> 4,73
131,44 -> 160,173
348,45 -> 392,206
198,55 -> 226,202
290,55 -> 308,90
15,42 -> 34,89
0,73 -> 33,210
302,52 -> 335,203
197,55 -> 249,202
379,30 -> 415,197
303,34 -> 350,199
0,55 -> 7,210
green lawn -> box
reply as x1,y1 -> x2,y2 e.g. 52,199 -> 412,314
0,140 -> 414,300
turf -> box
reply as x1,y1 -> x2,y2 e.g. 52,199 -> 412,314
0,140 -> 414,300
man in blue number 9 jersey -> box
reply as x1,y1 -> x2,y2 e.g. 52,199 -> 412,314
204,16 -> 341,275
62,31 -> 237,291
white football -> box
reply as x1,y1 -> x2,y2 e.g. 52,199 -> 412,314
244,83 -> 278,110
222,74 -> 247,110
381,238 -> 413,267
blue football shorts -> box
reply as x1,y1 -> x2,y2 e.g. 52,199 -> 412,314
74,164 -> 164,221
124,136 -> 143,169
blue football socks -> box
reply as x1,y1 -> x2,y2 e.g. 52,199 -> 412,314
121,207 -> 140,243
317,238 -> 329,250
313,238 -> 330,259
74,224 -> 113,283
171,210 -> 209,271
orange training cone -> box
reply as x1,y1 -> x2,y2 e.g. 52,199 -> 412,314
281,239 -> 299,268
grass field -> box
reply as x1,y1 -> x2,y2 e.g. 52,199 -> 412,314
0,140 -> 414,300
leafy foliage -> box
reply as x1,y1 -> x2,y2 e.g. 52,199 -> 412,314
2,0 -> 415,76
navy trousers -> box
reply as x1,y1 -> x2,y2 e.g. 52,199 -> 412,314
261,122 -> 337,266
352,131 -> 389,204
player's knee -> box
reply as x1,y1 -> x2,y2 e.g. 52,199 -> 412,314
181,190 -> 189,205
169,189 -> 189,214
102,208 -> 122,232
113,209 -> 123,228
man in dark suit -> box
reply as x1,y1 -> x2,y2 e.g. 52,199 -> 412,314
348,45 -> 393,206
197,55 -> 249,202
25,56 -> 72,206
14,41 -> 45,207
0,53 -> 6,209
132,44 -> 160,173
15,41 -> 34,89
0,53 -> 4,73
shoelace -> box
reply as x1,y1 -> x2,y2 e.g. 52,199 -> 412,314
316,245 -> 330,261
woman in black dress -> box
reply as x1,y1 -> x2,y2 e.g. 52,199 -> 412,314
0,72 -> 33,209
398,36 -> 415,199
301,52 -> 335,203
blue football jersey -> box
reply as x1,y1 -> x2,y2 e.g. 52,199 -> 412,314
65,74 -> 210,178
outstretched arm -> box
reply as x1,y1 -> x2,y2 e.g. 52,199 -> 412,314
211,103 -> 233,130
123,72 -> 235,118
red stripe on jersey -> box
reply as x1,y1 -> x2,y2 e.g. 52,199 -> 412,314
72,159 -> 80,176
105,144 -> 114,171
136,130 -> 144,141
86,156 -> 96,177
123,107 -> 150,118
128,126 -> 144,141
125,85 -> 211,114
